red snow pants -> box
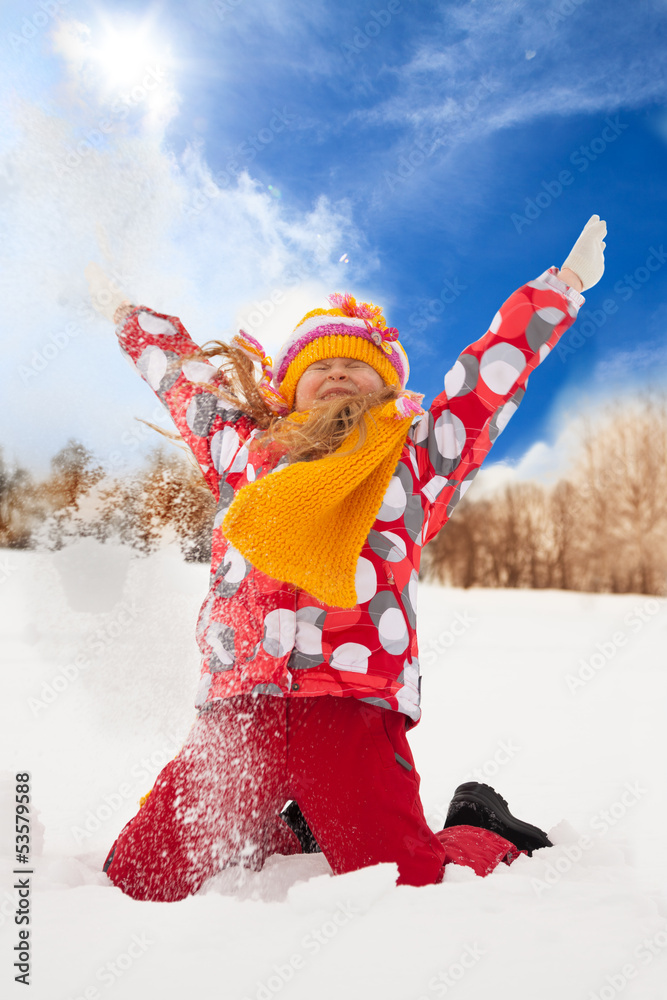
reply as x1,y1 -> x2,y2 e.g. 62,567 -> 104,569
104,695 -> 519,901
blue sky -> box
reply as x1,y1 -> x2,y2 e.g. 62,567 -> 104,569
2,0 -> 667,481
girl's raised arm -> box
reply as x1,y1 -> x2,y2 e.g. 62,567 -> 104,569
85,264 -> 255,501
412,216 -> 606,545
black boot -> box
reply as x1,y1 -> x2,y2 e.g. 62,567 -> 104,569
280,801 -> 321,854
443,782 -> 552,856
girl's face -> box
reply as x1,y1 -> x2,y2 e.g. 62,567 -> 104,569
294,356 -> 385,412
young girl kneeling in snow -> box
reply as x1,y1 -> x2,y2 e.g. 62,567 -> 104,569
95,216 -> 606,900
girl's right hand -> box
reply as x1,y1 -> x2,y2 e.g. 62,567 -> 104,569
85,262 -> 134,322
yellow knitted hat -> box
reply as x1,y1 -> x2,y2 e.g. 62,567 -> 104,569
273,293 -> 410,411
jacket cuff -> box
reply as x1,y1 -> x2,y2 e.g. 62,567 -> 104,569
542,266 -> 585,310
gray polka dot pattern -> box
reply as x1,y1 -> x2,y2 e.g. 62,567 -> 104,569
403,492 -> 424,543
488,386 -> 525,442
446,467 -> 479,518
377,471 -> 407,522
206,622 -> 236,672
423,413 -> 464,479
359,696 -> 392,710
377,464 -> 424,542
367,530 -> 404,563
214,482 -> 235,529
251,684 -> 283,696
186,393 -> 219,438
400,569 -> 419,629
369,591 -> 409,655
445,353 -> 479,397
290,606 -> 326,669
525,309 -> 565,352
213,546 -> 251,598
153,351 -> 181,402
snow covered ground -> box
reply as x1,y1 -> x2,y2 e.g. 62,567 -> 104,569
1,541 -> 666,1000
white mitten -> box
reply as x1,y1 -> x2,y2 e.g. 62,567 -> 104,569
85,262 -> 131,321
561,215 -> 607,291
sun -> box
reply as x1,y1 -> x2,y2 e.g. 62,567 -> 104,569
91,11 -> 173,95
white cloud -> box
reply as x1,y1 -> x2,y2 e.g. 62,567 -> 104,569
0,17 -> 376,471
593,341 -> 667,383
355,0 -> 667,161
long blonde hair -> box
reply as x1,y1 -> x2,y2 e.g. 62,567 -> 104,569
186,340 -> 399,462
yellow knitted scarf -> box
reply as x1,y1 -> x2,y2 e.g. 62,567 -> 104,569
221,401 -> 414,608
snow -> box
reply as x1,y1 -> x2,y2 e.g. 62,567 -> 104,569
1,541 -> 666,999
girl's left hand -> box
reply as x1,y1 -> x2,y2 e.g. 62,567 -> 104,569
559,214 -> 607,291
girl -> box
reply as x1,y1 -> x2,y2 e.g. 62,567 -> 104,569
92,215 -> 607,899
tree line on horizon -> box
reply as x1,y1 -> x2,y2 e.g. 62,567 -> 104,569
2,397 -> 666,597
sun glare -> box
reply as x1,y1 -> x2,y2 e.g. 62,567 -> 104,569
92,13 -> 172,94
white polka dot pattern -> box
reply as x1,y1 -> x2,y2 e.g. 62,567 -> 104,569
294,619 -> 323,656
444,360 -> 466,397
221,545 -> 247,584
137,312 -> 176,336
330,642 -> 370,673
488,310 -> 503,335
378,607 -> 409,654
433,412 -> 466,459
355,557 -> 377,604
536,306 -> 566,326
495,401 -> 518,435
380,530 -> 407,562
182,360 -> 216,383
422,475 -> 448,504
377,476 -> 407,522
263,608 -> 296,657
211,428 -> 240,473
136,346 -> 167,390
479,343 -> 525,394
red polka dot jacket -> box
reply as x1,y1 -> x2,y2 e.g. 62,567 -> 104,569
116,269 -> 583,726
